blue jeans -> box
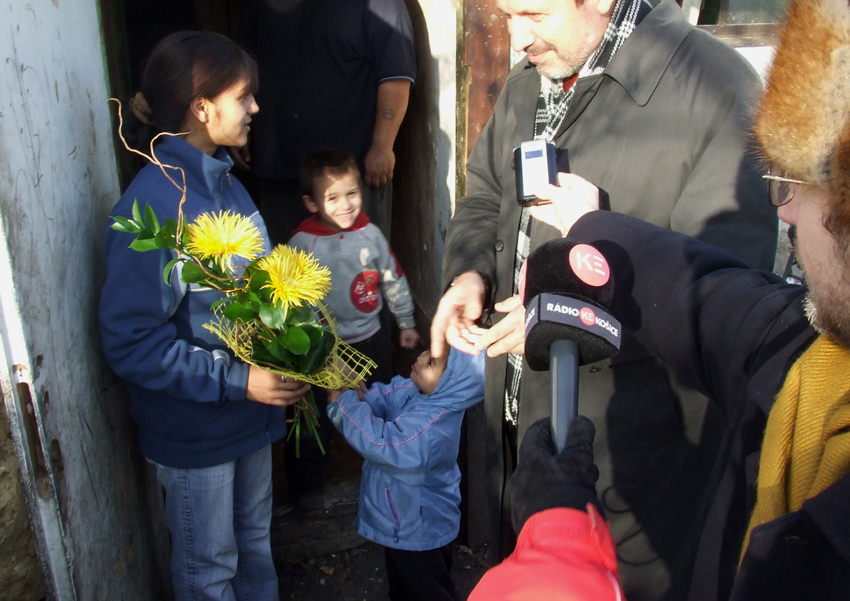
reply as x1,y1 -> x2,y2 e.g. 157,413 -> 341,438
153,445 -> 279,601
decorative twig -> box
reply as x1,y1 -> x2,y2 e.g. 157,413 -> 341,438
108,98 -> 189,239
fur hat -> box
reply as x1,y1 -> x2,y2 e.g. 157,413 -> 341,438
755,0 -> 850,192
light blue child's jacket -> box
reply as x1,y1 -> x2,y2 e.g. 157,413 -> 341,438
327,349 -> 485,551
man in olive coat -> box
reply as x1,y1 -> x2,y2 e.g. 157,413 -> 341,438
431,0 -> 777,599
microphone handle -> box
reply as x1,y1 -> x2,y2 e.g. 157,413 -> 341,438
550,339 -> 579,452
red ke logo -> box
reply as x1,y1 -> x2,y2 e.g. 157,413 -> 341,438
580,307 -> 596,326
569,244 -> 610,287
350,270 -> 380,313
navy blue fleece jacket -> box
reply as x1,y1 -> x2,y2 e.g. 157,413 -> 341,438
99,136 -> 286,468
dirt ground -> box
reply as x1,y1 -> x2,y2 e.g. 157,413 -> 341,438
277,540 -> 492,600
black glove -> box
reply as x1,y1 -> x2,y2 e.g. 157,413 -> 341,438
509,416 -> 603,534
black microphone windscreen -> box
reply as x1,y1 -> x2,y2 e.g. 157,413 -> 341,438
522,240 -> 621,370
522,239 -> 614,310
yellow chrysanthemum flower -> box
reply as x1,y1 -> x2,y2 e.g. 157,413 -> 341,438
186,211 -> 264,271
258,245 -> 331,307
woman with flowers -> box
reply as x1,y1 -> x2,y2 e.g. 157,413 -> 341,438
98,31 -> 304,601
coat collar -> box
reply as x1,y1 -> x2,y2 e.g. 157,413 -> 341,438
149,135 -> 235,199
605,0 -> 691,107
508,0 -> 692,136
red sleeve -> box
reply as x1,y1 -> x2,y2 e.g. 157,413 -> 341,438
469,505 -> 623,601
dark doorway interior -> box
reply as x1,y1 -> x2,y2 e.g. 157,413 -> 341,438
98,0 -> 436,564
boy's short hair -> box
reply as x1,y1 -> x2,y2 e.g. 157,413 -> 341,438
300,148 -> 360,200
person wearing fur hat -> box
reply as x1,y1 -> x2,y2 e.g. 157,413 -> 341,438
469,0 -> 850,599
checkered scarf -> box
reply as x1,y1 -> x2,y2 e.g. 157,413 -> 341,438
504,0 -> 653,425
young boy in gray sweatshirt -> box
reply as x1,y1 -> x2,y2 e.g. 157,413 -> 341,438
286,148 -> 420,515
289,148 -> 420,380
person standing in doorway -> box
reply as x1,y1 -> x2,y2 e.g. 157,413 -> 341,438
236,0 -> 416,245
100,32 -> 308,601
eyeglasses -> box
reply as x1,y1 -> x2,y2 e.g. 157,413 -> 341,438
763,168 -> 808,207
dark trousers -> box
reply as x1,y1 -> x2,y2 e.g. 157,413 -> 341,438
351,328 -> 395,387
385,543 -> 459,601
284,386 -> 334,505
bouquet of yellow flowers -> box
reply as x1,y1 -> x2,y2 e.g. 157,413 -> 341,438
112,202 -> 375,455
108,105 -> 374,456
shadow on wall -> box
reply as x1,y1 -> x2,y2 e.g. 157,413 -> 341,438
393,0 -> 452,340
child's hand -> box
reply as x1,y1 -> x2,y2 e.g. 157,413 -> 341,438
399,328 -> 421,349
325,388 -> 344,403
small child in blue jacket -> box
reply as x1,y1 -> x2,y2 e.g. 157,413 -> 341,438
326,347 -> 485,601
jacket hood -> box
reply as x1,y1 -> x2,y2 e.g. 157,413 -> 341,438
425,348 -> 485,410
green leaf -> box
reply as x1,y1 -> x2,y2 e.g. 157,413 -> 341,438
180,220 -> 191,247
157,220 -> 177,246
181,261 -> 208,283
144,204 -> 161,233
131,199 -> 142,224
235,291 -> 259,312
295,420 -> 301,458
111,216 -> 141,233
304,324 -> 324,347
303,391 -> 326,454
162,257 -> 181,285
297,329 -> 335,374
251,344 -> 278,365
222,302 -> 258,322
136,227 -> 156,240
259,302 -> 286,330
268,337 -> 295,363
283,326 -> 311,355
129,238 -> 160,252
289,305 -> 315,325
248,267 -> 271,295
211,299 -> 228,311
154,228 -> 175,249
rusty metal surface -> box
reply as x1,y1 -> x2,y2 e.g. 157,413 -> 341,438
462,0 -> 511,162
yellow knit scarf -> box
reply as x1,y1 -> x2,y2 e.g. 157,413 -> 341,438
741,335 -> 850,562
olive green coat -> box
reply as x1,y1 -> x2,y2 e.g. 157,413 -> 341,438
442,2 -> 777,600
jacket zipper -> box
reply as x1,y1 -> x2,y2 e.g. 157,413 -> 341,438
385,487 -> 401,543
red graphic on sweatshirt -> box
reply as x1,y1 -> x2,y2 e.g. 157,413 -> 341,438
351,270 -> 380,313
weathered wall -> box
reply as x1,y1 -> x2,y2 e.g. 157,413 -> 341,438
0,0 -> 169,598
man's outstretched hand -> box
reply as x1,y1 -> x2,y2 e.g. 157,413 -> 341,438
430,271 -> 489,359
473,294 -> 525,357
510,416 -> 603,534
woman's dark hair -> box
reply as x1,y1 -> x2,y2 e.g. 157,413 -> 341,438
122,31 -> 258,150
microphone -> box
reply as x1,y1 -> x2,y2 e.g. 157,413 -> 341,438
521,240 -> 622,451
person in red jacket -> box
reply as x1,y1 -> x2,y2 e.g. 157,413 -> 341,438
469,417 -> 624,601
